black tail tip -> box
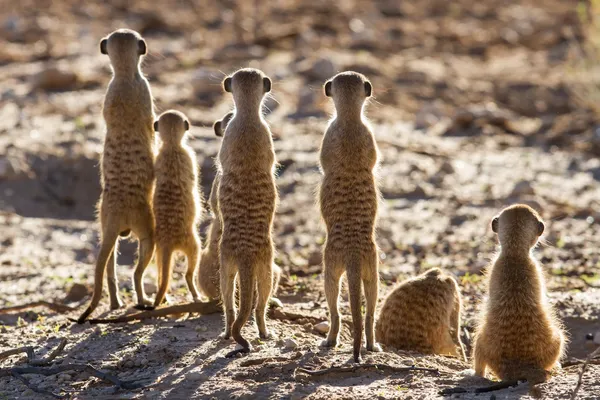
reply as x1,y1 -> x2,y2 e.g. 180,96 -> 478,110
225,347 -> 251,358
119,229 -> 131,237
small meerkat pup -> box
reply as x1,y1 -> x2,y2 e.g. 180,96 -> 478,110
319,71 -> 381,363
217,69 -> 278,356
198,112 -> 282,304
78,29 -> 155,323
473,204 -> 566,383
375,268 -> 467,362
152,110 -> 203,307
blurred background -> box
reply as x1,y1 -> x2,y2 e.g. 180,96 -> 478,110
1,0 -> 600,381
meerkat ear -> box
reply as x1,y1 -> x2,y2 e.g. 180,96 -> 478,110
324,80 -> 332,97
537,221 -> 545,236
138,39 -> 147,55
223,77 -> 232,93
364,81 -> 372,97
491,217 -> 499,233
153,121 -> 159,132
213,121 -> 223,137
184,120 -> 190,131
263,77 -> 271,93
100,38 -> 108,55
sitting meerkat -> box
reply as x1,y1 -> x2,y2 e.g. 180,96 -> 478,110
152,110 -> 203,307
375,268 -> 467,361
473,204 -> 566,383
319,71 -> 381,363
78,29 -> 156,323
198,112 -> 281,305
217,69 -> 278,356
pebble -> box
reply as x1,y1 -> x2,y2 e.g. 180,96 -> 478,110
314,321 -> 329,334
195,325 -> 208,333
282,338 -> 298,350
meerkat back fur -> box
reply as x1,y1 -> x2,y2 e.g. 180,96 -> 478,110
217,69 -> 278,356
152,110 -> 203,307
376,268 -> 467,361
78,29 -> 156,323
199,112 -> 282,303
319,71 -> 381,362
473,204 -> 566,383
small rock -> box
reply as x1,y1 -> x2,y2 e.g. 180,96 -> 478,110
314,321 -> 329,334
123,360 -> 134,369
307,251 -> 322,267
57,373 -> 71,382
297,57 -> 336,82
195,325 -> 208,333
186,372 -> 207,382
32,67 -> 78,91
63,283 -> 89,303
510,180 -> 535,198
282,338 -> 298,350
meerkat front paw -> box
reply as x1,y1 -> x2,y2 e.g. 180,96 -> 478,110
134,297 -> 155,311
320,338 -> 338,348
109,297 -> 125,310
368,343 -> 382,352
269,297 -> 283,309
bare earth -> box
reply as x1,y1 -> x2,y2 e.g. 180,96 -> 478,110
1,1 -> 600,399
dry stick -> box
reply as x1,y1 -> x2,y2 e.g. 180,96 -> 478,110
0,301 -> 76,314
570,346 -> 600,400
0,364 -> 145,390
0,338 -> 67,366
475,380 -> 521,393
295,363 -> 439,377
81,300 -> 221,324
0,346 -> 34,362
563,359 -> 600,368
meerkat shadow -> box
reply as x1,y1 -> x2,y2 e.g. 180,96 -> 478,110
439,374 -> 529,398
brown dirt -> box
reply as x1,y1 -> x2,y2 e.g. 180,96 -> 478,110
1,1 -> 600,399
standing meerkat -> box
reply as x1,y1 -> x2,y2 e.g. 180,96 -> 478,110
78,29 -> 155,323
319,71 -> 381,363
217,69 -> 278,356
152,110 -> 203,307
473,204 -> 565,383
198,112 -> 281,303
375,268 -> 467,361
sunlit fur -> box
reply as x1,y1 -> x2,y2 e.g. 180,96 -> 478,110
78,29 -> 156,323
473,204 -> 566,383
217,69 -> 278,354
376,268 -> 467,361
319,71 -> 381,362
152,110 -> 203,307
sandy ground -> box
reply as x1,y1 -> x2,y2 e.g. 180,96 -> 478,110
1,1 -> 600,399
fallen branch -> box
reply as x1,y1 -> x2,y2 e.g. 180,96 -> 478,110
0,364 -> 145,390
79,300 -> 221,324
10,370 -> 64,399
475,380 -> 521,393
295,363 -> 439,378
0,338 -> 67,365
239,352 -> 303,367
0,301 -> 76,315
571,346 -> 600,400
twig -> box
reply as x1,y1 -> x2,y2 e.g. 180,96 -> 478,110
0,338 -> 67,366
78,300 -> 221,324
0,364 -> 145,390
571,346 -> 600,400
475,380 -> 521,393
562,358 -> 600,368
10,370 -> 64,399
295,363 -> 439,378
0,301 -> 76,314
239,352 -> 303,367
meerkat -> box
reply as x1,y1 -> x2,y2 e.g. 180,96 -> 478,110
319,71 -> 381,363
473,204 -> 566,383
151,110 -> 203,307
78,29 -> 156,323
217,69 -> 278,356
375,268 -> 467,361
198,112 -> 282,304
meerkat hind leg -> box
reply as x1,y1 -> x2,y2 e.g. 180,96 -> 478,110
321,257 -> 344,348
77,225 -> 120,323
220,257 -> 237,340
255,261 -> 273,339
363,261 -> 381,353
106,245 -> 124,310
183,238 -> 201,302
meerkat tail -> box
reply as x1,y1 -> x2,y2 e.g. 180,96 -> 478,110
346,258 -> 364,363
231,262 -> 256,352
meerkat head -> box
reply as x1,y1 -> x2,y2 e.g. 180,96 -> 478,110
100,29 -> 147,73
324,71 -> 372,112
492,204 -> 545,251
154,110 -> 190,144
222,68 -> 271,110
213,112 -> 234,137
